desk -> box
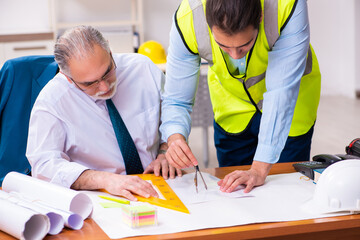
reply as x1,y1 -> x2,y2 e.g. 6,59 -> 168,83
1,162 -> 360,240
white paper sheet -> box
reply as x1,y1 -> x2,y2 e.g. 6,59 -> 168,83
2,172 -> 93,219
166,172 -> 252,204
0,198 -> 49,240
86,172 -> 352,239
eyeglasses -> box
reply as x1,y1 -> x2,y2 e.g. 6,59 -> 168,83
62,53 -> 117,92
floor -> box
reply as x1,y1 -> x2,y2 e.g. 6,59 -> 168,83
188,95 -> 360,169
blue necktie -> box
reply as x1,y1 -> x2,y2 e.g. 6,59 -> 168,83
106,99 -> 144,174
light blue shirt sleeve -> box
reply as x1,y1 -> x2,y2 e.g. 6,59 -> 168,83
160,0 -> 310,165
254,0 -> 310,163
160,19 -> 201,142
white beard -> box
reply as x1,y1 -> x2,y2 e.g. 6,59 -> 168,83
92,79 -> 117,100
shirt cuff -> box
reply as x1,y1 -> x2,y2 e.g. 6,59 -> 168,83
160,124 -> 189,143
51,162 -> 90,188
254,143 -> 283,164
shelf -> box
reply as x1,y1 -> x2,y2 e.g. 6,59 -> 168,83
0,32 -> 54,43
49,0 -> 144,45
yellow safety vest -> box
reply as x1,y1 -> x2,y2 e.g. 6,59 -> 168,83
175,0 -> 321,136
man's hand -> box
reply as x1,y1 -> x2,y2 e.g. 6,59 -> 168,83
217,161 -> 272,193
71,170 -> 159,201
166,133 -> 198,169
143,153 -> 182,179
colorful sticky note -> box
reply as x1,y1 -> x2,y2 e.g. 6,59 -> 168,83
121,204 -> 157,228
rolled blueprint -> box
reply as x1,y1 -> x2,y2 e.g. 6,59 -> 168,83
43,206 -> 84,230
0,198 -> 49,240
2,172 -> 93,219
0,190 -> 64,234
13,194 -> 83,230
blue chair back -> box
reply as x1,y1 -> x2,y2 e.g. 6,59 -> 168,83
0,55 -> 58,185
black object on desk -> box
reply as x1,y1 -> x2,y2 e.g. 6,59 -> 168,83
293,161 -> 331,180
292,153 -> 349,180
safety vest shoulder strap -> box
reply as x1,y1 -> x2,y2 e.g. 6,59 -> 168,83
263,0 -> 279,50
188,0 -> 213,65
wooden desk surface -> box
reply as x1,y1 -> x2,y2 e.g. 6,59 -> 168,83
1,162 -> 360,240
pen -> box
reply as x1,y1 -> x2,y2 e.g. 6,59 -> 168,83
98,195 -> 130,205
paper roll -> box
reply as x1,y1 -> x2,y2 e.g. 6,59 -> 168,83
0,190 -> 64,235
48,208 -> 83,230
2,172 -> 93,219
0,198 -> 49,240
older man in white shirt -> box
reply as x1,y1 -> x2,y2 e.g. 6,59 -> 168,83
26,25 -> 181,201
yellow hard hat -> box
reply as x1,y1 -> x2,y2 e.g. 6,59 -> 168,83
138,40 -> 166,64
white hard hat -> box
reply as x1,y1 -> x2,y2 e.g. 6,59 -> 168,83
302,160 -> 360,214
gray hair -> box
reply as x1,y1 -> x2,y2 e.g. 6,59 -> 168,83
54,25 -> 110,75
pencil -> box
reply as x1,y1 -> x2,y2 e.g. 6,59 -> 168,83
98,195 -> 130,205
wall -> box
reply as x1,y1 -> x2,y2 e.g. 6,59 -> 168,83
308,0 -> 357,97
143,0 -> 181,48
356,0 -> 360,96
0,0 -> 358,97
0,0 -> 50,33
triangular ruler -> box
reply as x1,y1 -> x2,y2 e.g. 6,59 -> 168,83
133,174 -> 190,214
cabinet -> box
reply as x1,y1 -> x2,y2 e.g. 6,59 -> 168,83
0,33 -> 54,67
49,0 -> 144,53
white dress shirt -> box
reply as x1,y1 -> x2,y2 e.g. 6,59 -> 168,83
26,53 -> 165,188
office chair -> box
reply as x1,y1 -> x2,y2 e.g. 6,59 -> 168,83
0,55 -> 58,185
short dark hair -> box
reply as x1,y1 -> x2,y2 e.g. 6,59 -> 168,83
206,0 -> 262,35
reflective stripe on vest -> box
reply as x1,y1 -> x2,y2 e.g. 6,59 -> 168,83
264,0 -> 279,50
188,0 -> 213,66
